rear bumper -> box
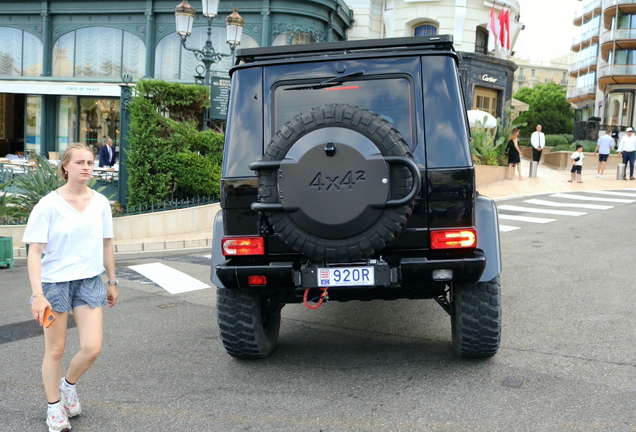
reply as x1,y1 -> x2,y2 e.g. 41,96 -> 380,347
216,251 -> 486,290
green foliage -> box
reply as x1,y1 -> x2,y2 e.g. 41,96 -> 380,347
513,82 -> 574,136
545,135 -> 569,146
573,140 -> 598,153
135,79 -> 209,123
127,79 -> 223,206
173,151 -> 221,197
10,155 -> 64,217
550,144 -> 572,152
0,179 -> 18,220
470,107 -> 526,166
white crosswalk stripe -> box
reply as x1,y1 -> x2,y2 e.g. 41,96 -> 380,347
498,214 -> 555,223
128,262 -> 210,294
498,204 -> 586,216
523,198 -> 613,210
549,193 -> 635,203
581,190 -> 636,197
498,225 -> 520,232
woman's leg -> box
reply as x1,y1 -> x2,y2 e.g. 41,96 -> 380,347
65,305 -> 103,383
42,311 -> 69,403
508,163 -> 513,179
517,163 -> 523,179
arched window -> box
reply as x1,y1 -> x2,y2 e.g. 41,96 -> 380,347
414,24 -> 438,37
154,28 -> 258,81
52,27 -> 145,78
272,31 -> 315,46
0,27 -> 43,76
475,27 -> 488,54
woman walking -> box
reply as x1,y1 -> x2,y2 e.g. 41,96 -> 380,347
23,143 -> 118,432
507,128 -> 524,180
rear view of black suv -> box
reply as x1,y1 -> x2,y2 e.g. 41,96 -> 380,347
211,35 -> 502,359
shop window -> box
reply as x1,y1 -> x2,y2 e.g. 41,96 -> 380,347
272,31 -> 315,46
52,27 -> 146,78
474,87 -> 498,117
475,27 -> 487,54
414,24 -> 438,37
0,27 -> 43,77
26,96 -> 42,155
155,29 -> 258,81
78,98 -> 120,155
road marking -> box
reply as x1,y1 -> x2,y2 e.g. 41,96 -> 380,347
203,254 -> 211,258
497,214 -> 556,223
524,198 -> 613,210
581,190 -> 636,197
499,224 -> 520,232
549,193 -> 635,203
498,204 -> 586,216
128,263 -> 210,294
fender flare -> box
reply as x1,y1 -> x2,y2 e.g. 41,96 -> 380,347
210,210 -> 227,288
475,195 -> 502,282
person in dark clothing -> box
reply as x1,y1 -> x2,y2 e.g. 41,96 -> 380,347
507,128 -> 524,180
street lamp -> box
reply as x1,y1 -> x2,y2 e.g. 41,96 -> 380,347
225,8 -> 245,52
174,0 -> 228,130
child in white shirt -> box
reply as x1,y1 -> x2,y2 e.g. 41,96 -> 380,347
568,144 -> 585,183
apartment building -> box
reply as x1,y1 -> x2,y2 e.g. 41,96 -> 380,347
345,0 -> 522,121
511,55 -> 571,94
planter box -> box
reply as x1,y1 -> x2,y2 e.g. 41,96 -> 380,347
520,146 -> 553,160
0,236 -> 14,268
474,165 -> 508,188
543,151 -> 621,170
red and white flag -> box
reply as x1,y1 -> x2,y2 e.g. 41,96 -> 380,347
498,8 -> 511,54
487,4 -> 499,52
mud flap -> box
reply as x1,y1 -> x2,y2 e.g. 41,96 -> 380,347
475,195 -> 502,282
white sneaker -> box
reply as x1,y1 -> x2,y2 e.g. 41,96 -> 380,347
599,175 -> 604,178
596,174 -> 600,177
60,378 -> 81,417
46,402 -> 71,432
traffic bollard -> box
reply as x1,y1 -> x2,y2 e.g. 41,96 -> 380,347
529,161 -> 538,178
617,163 -> 626,180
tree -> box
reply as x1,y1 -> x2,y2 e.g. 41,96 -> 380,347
513,82 -> 574,136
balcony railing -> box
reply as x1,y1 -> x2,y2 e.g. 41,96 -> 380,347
598,63 -> 636,78
603,0 -> 636,10
566,84 -> 596,100
569,55 -> 599,73
601,28 -> 636,44
571,27 -> 601,47
573,0 -> 602,23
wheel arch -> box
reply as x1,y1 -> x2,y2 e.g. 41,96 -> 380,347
475,195 -> 502,283
210,210 -> 226,289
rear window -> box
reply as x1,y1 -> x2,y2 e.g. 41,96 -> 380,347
273,78 -> 414,147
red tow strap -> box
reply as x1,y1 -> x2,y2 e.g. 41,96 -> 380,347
303,287 -> 330,309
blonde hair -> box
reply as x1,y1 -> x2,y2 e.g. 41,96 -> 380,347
58,143 -> 94,181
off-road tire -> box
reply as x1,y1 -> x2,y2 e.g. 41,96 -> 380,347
216,288 -> 282,359
451,276 -> 501,358
258,103 -> 415,262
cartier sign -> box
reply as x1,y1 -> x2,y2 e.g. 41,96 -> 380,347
482,74 -> 498,83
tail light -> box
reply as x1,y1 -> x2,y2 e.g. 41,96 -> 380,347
222,237 -> 265,256
430,229 -> 477,250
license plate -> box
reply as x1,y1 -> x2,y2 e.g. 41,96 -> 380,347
317,266 -> 375,287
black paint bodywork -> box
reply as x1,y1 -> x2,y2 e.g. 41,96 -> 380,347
211,35 -> 501,303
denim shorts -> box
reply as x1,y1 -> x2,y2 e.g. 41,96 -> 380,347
38,275 -> 107,312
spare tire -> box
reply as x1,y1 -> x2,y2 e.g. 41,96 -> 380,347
250,104 -> 421,262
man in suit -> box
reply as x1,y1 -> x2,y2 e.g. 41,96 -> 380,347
98,137 -> 116,167
530,124 -> 545,163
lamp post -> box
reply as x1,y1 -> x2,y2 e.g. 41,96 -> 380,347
225,8 -> 245,65
175,0 -> 229,130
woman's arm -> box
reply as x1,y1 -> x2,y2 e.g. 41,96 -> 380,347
27,242 -> 50,325
103,238 -> 118,307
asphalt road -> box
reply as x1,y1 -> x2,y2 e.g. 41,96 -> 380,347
2,190 -> 636,432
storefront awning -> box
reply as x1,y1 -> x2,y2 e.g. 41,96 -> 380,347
0,80 -> 128,97
511,98 -> 529,112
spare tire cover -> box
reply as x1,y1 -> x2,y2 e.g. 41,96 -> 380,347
257,104 -> 418,262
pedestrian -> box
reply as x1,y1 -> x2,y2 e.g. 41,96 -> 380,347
568,144 -> 585,183
593,129 -> 614,177
506,128 -> 524,180
530,124 -> 546,164
617,127 -> 636,180
22,143 -> 118,432
98,137 -> 116,167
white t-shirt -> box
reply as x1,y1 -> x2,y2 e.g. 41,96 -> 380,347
571,151 -> 585,167
22,191 -> 114,283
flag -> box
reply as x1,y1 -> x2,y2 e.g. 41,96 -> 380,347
487,4 -> 499,52
498,8 -> 511,54
505,9 -> 511,51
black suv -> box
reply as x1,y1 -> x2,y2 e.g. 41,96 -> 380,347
211,35 -> 502,359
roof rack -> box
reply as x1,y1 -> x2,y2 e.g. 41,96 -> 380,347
236,35 -> 454,64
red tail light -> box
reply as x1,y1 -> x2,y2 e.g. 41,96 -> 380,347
247,275 -> 267,286
222,237 -> 265,256
430,229 -> 477,249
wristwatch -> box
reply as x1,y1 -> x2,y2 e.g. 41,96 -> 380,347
107,280 -> 118,285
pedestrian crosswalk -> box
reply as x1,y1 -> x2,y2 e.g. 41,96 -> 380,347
497,190 -> 636,233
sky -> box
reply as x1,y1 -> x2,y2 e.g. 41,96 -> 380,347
514,0 -> 581,62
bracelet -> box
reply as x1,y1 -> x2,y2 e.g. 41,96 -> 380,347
31,294 -> 45,300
